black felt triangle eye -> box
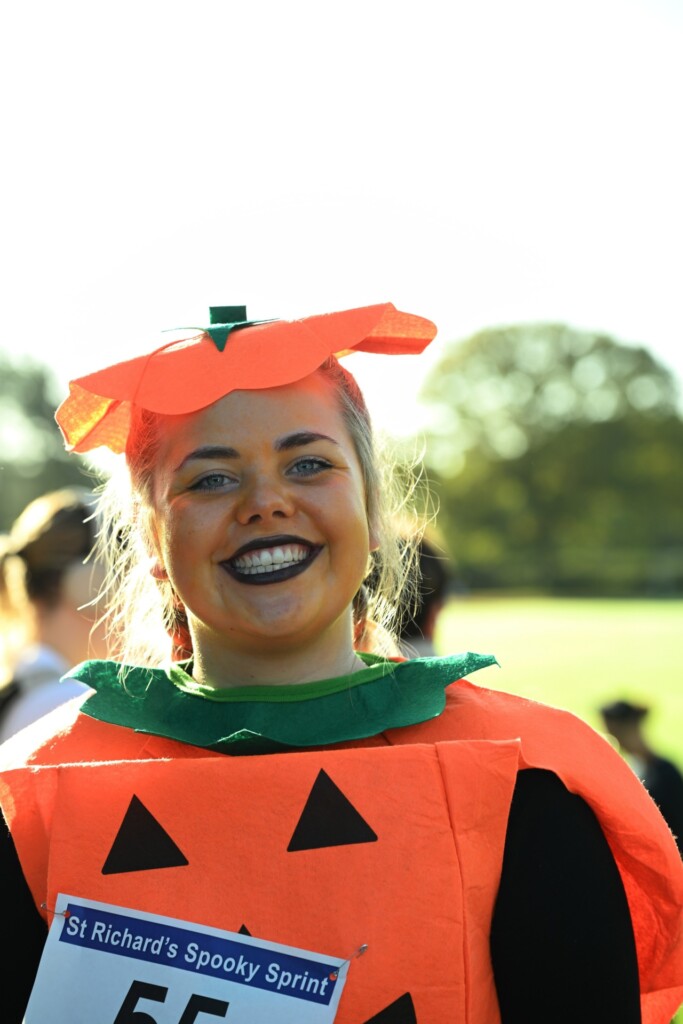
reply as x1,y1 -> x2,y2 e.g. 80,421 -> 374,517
287,769 -> 378,852
363,992 -> 417,1023
102,795 -> 189,875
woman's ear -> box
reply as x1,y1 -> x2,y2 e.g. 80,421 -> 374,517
149,560 -> 168,581
138,501 -> 166,575
368,519 -> 381,553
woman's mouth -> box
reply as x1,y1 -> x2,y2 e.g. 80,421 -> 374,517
222,538 -> 322,585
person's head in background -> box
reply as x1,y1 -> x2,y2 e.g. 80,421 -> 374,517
356,522 -> 450,659
599,699 -> 654,760
396,532 -> 450,656
0,487 -> 108,679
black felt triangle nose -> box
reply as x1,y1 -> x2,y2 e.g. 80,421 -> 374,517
102,795 -> 189,874
363,993 -> 417,1023
287,769 -> 378,852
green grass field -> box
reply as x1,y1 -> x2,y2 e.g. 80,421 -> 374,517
436,596 -> 683,1022
435,596 -> 683,763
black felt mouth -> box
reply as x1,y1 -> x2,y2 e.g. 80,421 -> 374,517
221,544 -> 322,586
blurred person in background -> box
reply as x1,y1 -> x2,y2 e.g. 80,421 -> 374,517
600,699 -> 683,857
356,526 -> 451,658
396,531 -> 450,657
0,487 -> 107,742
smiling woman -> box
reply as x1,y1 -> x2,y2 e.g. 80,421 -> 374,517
141,373 -> 375,684
0,303 -> 682,1024
97,337 -> 413,672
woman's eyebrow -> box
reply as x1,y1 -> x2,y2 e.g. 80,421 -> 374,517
174,433 -> 338,471
275,431 -> 338,451
174,445 -> 239,471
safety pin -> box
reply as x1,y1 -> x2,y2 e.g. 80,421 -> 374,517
329,943 -> 368,980
41,902 -> 70,918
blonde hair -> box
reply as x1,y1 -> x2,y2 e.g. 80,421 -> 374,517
94,359 -> 429,666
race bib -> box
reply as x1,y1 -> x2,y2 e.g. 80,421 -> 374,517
26,894 -> 353,1023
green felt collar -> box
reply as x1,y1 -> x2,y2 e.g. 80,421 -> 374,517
69,652 -> 498,756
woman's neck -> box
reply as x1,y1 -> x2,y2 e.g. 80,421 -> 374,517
190,630 -> 367,689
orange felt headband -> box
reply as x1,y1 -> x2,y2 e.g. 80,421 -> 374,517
55,303 -> 437,454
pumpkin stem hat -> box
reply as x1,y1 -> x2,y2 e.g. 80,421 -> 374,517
55,302 -> 438,455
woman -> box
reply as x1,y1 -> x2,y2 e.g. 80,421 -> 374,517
1,303 -> 681,1023
0,487 -> 106,742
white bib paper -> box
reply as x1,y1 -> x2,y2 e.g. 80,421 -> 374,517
25,894 -> 351,1023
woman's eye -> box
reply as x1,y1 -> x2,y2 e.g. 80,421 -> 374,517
289,457 -> 331,478
190,472 -> 236,492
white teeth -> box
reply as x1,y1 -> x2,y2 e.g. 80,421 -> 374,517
231,544 -> 311,575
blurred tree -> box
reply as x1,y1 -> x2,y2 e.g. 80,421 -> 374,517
422,323 -> 679,476
420,324 -> 683,594
0,355 -> 99,531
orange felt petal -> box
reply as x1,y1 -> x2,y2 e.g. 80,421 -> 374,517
57,385 -> 131,454
55,303 -> 437,454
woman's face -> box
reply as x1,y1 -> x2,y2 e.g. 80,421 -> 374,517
150,372 -> 374,666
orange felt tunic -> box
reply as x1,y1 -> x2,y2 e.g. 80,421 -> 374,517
1,676 -> 682,1024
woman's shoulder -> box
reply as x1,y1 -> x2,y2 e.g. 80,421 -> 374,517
436,670 -> 645,781
401,657 -> 607,744
389,661 -> 680,849
0,677 -> 92,746
0,692 -> 89,769
394,655 -> 599,740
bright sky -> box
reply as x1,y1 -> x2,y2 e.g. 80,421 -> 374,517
1,0 -> 681,438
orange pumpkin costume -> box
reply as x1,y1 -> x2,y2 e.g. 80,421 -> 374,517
1,657 -> 682,1024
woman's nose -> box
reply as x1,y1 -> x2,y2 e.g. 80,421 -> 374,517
235,475 -> 296,525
